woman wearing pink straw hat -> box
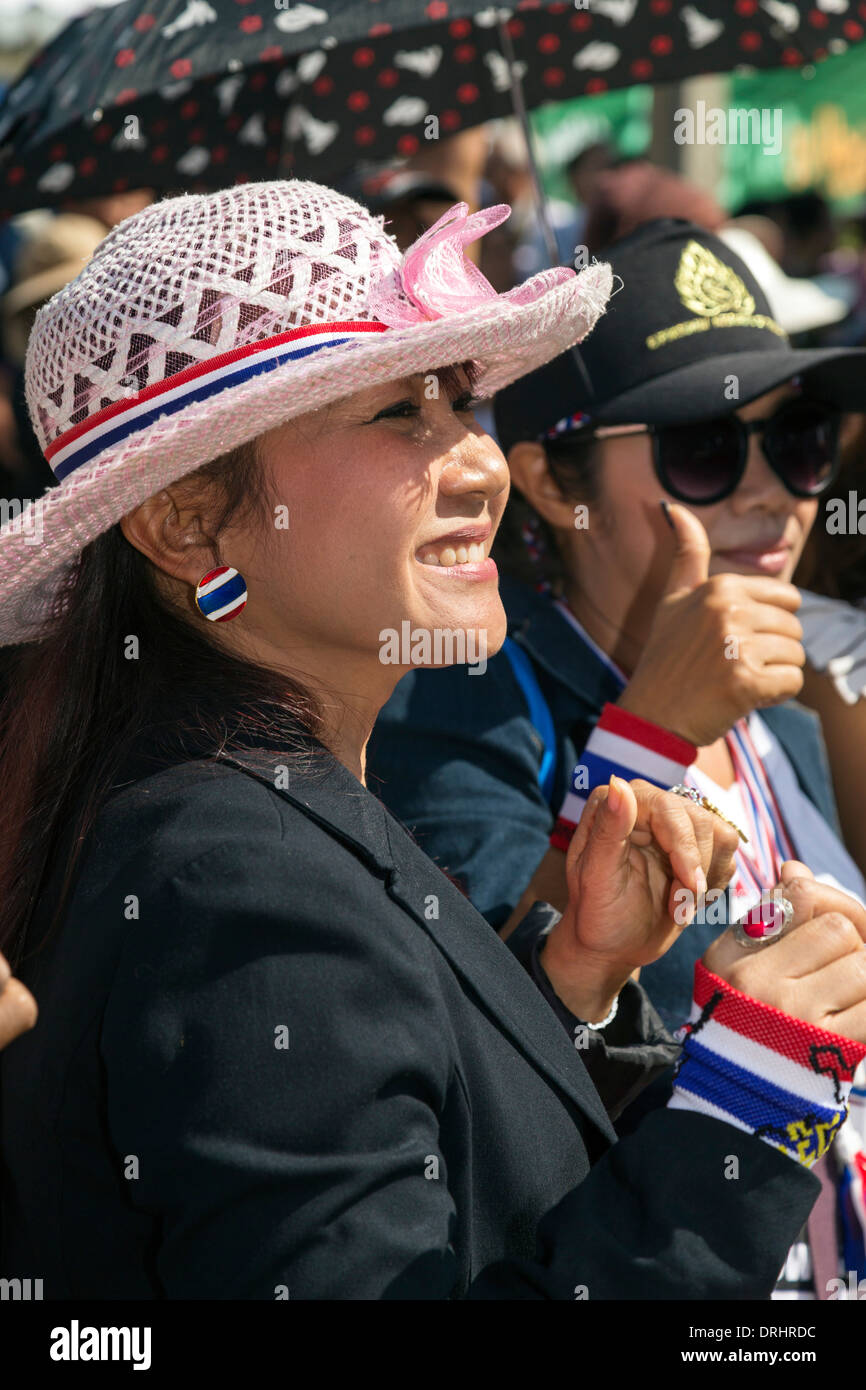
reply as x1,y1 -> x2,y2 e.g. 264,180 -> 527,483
1,181 -> 865,1300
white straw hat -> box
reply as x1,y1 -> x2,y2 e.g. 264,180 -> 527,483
0,178 -> 612,647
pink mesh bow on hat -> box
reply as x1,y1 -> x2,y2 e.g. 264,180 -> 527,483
367,202 -> 573,328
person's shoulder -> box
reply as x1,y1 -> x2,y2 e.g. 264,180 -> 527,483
78,756 -> 295,897
89,754 -> 445,988
71,752 -> 414,949
105,752 -> 283,824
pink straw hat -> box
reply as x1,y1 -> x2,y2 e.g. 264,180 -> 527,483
0,179 -> 612,647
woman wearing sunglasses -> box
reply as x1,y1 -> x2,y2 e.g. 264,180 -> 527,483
368,219 -> 866,1295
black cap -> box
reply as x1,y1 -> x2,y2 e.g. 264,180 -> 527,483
494,218 -> 866,453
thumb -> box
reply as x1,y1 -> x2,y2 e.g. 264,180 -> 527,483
576,776 -> 639,883
661,500 -> 712,596
778,859 -> 815,885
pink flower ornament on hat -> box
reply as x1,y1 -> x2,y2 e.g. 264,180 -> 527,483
367,201 -> 574,328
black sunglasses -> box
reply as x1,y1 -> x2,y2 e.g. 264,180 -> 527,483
591,398 -> 842,505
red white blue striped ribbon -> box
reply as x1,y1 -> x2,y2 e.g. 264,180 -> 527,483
728,718 -> 795,882
683,718 -> 794,905
45,320 -> 390,482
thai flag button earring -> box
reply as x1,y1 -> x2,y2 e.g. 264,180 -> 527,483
194,566 -> 248,622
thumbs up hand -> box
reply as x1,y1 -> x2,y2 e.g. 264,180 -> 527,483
660,500 -> 713,595
617,502 -> 806,747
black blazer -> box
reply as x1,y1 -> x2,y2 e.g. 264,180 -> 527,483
0,730 -> 817,1299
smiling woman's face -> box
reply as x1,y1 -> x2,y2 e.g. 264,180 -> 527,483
212,363 -> 510,700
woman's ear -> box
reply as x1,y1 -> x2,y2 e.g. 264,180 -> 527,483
120,487 -> 214,587
507,441 -> 579,531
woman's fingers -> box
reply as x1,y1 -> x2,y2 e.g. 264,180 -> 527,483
738,576 -> 804,610
703,819 -> 740,895
818,1000 -> 866,1046
778,860 -> 814,883
706,905 -> 860,986
571,779 -> 739,912
750,635 -> 806,668
710,910 -> 866,1033
779,875 -> 866,943
778,911 -> 866,980
805,947 -> 866,1022
747,604 -> 804,642
575,777 -> 639,876
566,778 -> 640,888
670,794 -> 739,894
635,783 -> 706,898
631,783 -> 739,900
565,783 -> 607,868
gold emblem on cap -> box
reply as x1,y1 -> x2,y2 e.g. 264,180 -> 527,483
645,239 -> 787,351
675,240 -> 755,319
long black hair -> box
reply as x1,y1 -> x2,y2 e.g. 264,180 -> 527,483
0,439 -> 321,971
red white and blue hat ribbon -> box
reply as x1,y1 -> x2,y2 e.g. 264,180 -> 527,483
44,321 -> 390,483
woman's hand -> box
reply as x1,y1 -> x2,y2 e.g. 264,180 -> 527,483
617,504 -> 805,746
703,861 -> 866,1042
0,952 -> 37,1051
540,776 -> 739,1022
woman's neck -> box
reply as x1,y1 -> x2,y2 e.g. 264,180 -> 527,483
317,695 -> 380,786
222,633 -> 388,787
561,575 -> 646,679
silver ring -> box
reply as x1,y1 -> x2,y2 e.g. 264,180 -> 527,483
668,783 -> 749,844
670,784 -> 701,803
732,891 -> 794,949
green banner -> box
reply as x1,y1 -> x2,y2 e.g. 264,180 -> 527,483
724,47 -> 866,212
529,47 -> 866,213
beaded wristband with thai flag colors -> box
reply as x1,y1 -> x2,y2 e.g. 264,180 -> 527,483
550,703 -> 697,852
668,961 -> 866,1168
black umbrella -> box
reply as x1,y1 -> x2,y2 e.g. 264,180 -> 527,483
2,0 -> 865,219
